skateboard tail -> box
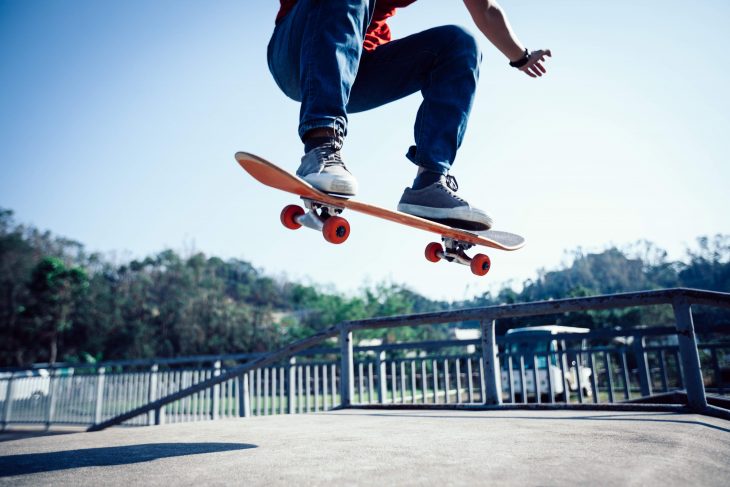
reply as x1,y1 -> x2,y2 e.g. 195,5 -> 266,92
235,151 -> 318,199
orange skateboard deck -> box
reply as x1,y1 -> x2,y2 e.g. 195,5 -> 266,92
235,151 -> 524,276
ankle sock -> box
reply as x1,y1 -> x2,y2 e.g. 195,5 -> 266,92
304,136 -> 334,153
412,170 -> 443,190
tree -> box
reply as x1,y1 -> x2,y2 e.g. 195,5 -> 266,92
25,257 -> 88,363
0,210 -> 36,364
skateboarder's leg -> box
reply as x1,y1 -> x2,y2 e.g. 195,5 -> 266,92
268,0 -> 373,140
268,0 -> 372,195
347,25 -> 492,230
348,25 -> 481,176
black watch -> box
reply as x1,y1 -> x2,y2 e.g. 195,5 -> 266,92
509,48 -> 530,68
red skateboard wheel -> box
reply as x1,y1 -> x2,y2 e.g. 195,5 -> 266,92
322,216 -> 350,244
470,253 -> 491,276
280,204 -> 304,230
425,242 -> 443,262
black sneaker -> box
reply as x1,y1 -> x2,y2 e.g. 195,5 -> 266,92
397,175 -> 493,231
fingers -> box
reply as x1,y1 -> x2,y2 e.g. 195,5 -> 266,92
521,49 -> 551,78
520,61 -> 543,77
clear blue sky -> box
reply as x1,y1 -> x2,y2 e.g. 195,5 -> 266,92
1,0 -> 729,300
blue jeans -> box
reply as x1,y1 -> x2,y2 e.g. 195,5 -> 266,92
267,0 -> 481,174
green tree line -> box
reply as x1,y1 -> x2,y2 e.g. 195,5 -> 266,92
1,208 -> 728,366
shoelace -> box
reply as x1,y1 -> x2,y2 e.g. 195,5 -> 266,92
445,174 -> 459,192
440,174 -> 466,203
315,146 -> 345,168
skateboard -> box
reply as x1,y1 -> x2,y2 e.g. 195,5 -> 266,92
234,152 -> 525,276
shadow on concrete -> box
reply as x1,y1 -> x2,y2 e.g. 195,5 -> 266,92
345,411 -> 730,433
0,442 -> 256,477
0,428 -> 84,444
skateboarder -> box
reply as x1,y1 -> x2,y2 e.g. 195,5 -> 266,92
268,0 -> 551,230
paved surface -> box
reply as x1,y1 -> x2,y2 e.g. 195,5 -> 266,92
0,426 -> 85,444
1,409 -> 729,486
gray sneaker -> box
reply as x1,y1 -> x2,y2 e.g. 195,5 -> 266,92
397,175 -> 493,231
296,145 -> 358,196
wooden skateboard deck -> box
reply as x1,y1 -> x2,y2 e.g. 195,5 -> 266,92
235,151 -> 525,275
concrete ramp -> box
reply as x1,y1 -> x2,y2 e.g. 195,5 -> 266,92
1,410 -> 729,486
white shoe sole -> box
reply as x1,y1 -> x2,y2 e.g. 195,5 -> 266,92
304,174 -> 358,196
397,203 -> 494,229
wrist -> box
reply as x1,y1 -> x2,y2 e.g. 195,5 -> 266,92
508,48 -> 530,68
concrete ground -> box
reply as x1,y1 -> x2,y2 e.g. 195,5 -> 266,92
0,409 -> 728,486
0,425 -> 85,444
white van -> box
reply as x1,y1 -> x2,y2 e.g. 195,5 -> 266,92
501,325 -> 593,399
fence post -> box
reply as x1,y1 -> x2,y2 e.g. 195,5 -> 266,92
148,364 -> 158,425
238,373 -> 251,418
481,319 -> 502,405
339,327 -> 354,407
376,350 -> 386,404
94,367 -> 106,425
672,297 -> 708,411
211,360 -> 221,420
44,367 -> 59,430
288,357 -> 297,414
1,374 -> 15,431
153,406 -> 165,425
632,335 -> 652,397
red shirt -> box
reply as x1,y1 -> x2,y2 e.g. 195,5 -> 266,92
276,0 -> 417,51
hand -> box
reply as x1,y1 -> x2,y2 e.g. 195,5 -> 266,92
520,49 -> 552,78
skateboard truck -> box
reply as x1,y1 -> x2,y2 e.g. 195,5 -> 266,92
281,201 -> 491,276
425,238 -> 491,276
279,199 -> 350,244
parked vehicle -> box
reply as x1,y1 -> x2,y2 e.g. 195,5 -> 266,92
501,325 -> 593,399
0,369 -> 51,402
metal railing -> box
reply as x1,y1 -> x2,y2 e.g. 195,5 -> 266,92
2,287 -> 728,431
0,353 -> 265,428
95,288 -> 730,428
4,333 -> 725,428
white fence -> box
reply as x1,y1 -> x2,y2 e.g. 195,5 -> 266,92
2,336 -> 727,428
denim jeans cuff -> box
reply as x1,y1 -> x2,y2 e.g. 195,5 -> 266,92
406,145 -> 448,174
298,117 -> 348,142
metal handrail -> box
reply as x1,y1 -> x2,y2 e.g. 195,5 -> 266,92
5,322 -> 725,376
85,287 -> 730,431
341,288 -> 730,332
0,352 -> 267,374
87,326 -> 340,431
